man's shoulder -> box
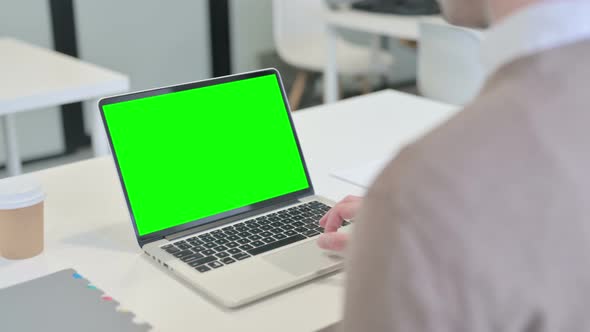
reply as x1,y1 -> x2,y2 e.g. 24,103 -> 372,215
373,39 -> 590,218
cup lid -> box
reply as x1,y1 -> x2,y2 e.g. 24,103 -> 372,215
0,176 -> 45,210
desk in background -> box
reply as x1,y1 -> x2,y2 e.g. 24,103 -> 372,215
322,7 -> 444,103
0,90 -> 457,332
0,38 -> 129,175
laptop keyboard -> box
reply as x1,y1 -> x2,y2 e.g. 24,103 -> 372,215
160,201 -> 350,273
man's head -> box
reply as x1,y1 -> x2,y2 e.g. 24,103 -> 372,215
438,0 -> 539,28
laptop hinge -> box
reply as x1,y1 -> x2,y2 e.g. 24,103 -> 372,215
165,198 -> 301,241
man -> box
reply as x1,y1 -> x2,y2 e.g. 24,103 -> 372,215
318,0 -> 590,330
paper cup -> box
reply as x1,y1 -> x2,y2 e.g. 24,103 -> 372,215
0,176 -> 45,260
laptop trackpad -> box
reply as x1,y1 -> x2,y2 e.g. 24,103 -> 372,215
262,240 -> 343,276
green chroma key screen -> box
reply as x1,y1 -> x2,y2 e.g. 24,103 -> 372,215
102,74 -> 310,236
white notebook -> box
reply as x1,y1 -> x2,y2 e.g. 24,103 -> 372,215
331,157 -> 391,188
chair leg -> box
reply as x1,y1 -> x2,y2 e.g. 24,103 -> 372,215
299,72 -> 321,109
360,76 -> 372,95
289,71 -> 308,111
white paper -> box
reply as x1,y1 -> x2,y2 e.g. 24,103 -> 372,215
331,157 -> 391,188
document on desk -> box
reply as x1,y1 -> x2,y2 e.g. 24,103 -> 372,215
0,269 -> 152,332
331,157 -> 392,188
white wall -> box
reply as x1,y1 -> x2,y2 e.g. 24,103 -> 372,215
75,0 -> 211,90
0,1 -> 66,161
74,0 -> 212,134
230,0 -> 274,73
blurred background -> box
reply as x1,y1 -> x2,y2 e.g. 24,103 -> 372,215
0,0 -> 483,178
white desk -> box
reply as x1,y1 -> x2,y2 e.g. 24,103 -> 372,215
323,7 -> 443,103
0,38 -> 129,175
0,90 -> 457,331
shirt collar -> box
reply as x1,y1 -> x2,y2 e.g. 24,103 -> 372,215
481,0 -> 590,78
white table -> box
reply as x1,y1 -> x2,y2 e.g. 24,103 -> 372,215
323,7 -> 443,103
0,90 -> 457,331
0,37 -> 129,175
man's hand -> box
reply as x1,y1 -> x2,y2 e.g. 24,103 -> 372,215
317,195 -> 363,251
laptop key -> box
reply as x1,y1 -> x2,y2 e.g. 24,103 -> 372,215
214,245 -> 228,252
221,257 -> 236,265
188,239 -> 205,246
181,253 -> 205,262
239,244 -> 254,251
177,244 -> 191,250
295,227 -> 308,233
162,244 -> 175,250
173,250 -> 194,258
208,261 -> 223,269
228,248 -> 241,255
235,226 -> 248,232
213,233 -> 227,239
216,252 -> 230,258
195,265 -> 211,273
284,230 -> 297,237
202,249 -> 216,256
201,236 -> 215,243
262,237 -> 275,244
237,238 -> 250,245
189,256 -> 217,267
270,228 -> 283,234
260,231 -> 273,237
233,252 -> 251,261
249,234 -> 262,241
260,225 -> 272,231
251,240 -> 265,247
226,241 -> 239,248
304,230 -> 320,238
192,245 -> 205,252
238,231 -> 251,238
274,233 -> 287,240
227,235 -> 240,241
164,247 -> 180,254
249,228 -> 262,234
215,238 -> 229,245
225,229 -> 237,236
248,234 -> 307,256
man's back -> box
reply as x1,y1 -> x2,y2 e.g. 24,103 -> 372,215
342,39 -> 590,331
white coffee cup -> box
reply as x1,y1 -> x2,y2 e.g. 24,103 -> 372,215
0,176 -> 45,260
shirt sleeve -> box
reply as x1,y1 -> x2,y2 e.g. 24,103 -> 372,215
339,146 -> 487,332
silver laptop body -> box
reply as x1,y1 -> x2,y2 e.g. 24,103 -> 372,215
99,69 -> 351,308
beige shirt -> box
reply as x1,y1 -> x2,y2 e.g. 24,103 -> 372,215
341,3 -> 590,332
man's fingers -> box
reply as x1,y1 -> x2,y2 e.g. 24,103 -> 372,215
319,209 -> 332,228
317,232 -> 349,252
324,200 -> 360,232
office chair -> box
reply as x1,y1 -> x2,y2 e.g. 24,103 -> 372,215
417,19 -> 484,105
272,0 -> 394,109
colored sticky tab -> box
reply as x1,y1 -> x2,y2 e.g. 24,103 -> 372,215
72,273 -> 83,279
101,295 -> 113,301
87,284 -> 97,290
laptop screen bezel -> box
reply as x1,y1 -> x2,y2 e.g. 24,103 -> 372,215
98,68 -> 315,247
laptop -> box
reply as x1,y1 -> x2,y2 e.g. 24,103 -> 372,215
98,68 -> 352,308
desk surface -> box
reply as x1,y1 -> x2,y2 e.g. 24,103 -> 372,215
323,7 -> 444,40
0,90 -> 457,331
0,37 -> 129,114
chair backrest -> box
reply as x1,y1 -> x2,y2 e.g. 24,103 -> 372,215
272,0 -> 328,54
417,20 -> 485,105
